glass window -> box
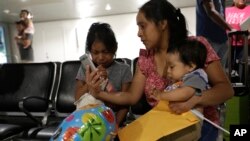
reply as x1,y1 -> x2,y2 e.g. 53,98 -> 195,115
0,26 -> 7,63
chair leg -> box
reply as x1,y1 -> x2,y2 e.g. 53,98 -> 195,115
124,106 -> 136,126
217,103 -> 227,141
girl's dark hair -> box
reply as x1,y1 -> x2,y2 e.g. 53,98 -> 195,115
167,39 -> 207,69
139,0 -> 188,47
85,22 -> 118,54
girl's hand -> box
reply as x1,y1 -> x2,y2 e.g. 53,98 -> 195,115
85,65 -> 104,98
96,65 -> 108,80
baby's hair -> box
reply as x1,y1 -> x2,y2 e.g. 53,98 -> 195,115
167,39 -> 207,69
85,22 -> 118,54
15,20 -> 27,27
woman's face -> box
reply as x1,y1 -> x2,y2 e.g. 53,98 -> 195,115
90,41 -> 114,68
234,0 -> 246,9
136,11 -> 162,50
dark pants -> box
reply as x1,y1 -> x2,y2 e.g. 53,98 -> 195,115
199,121 -> 218,141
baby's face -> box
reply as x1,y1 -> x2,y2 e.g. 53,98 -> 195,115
166,53 -> 194,81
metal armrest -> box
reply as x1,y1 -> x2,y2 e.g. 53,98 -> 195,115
124,106 -> 136,126
18,96 -> 53,127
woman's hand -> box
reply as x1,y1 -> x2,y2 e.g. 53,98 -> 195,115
168,95 -> 201,114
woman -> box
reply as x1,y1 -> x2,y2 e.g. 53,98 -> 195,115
226,0 -> 250,75
87,0 -> 234,140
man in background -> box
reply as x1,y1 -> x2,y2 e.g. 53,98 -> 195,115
14,9 -> 34,63
14,20 -> 34,62
196,1 -> 232,141
196,0 -> 232,69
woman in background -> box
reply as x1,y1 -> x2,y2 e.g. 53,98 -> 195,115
226,0 -> 250,76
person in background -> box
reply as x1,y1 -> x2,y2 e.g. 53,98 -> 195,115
75,22 -> 133,136
14,20 -> 34,62
14,9 -> 35,63
87,0 -> 234,140
196,0 -> 232,69
19,9 -> 35,35
226,0 -> 250,76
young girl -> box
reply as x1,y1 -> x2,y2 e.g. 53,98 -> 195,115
75,22 -> 133,131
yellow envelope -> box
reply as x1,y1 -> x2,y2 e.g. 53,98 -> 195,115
118,100 -> 199,141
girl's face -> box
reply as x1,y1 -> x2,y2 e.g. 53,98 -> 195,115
165,53 -> 195,81
90,41 -> 114,68
136,11 -> 163,50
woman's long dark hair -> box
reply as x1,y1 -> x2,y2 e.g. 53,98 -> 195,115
139,0 -> 188,48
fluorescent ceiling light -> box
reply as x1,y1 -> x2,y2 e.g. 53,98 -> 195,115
76,1 -> 94,18
3,9 -> 10,14
105,3 -> 111,11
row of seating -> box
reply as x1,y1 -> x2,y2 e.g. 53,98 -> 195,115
0,58 -> 151,140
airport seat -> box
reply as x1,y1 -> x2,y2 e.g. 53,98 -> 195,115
25,58 -> 132,140
24,60 -> 81,140
0,62 -> 57,140
115,58 -> 132,67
